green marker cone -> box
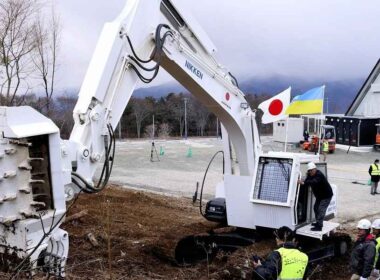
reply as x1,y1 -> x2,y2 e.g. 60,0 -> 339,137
186,147 -> 192,158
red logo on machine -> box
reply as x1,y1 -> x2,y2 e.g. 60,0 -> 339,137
268,99 -> 283,116
225,92 -> 230,101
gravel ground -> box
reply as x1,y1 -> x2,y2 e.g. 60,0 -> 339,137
109,136 -> 380,229
110,138 -> 224,199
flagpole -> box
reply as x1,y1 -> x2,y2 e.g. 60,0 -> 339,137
284,86 -> 291,152
284,117 -> 289,152
317,85 -> 326,156
321,84 -> 326,116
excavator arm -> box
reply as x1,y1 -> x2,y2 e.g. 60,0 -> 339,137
65,0 -> 261,197
0,0 -> 261,276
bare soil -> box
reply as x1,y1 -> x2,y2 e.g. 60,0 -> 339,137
3,186 -> 352,279
63,186 -> 353,280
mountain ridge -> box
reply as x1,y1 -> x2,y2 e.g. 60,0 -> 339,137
60,75 -> 365,114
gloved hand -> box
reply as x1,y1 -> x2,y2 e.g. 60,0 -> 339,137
359,277 -> 367,280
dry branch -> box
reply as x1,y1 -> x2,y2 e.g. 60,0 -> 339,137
86,232 -> 100,247
63,209 -> 88,224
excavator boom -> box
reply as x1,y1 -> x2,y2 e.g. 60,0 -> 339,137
0,0 -> 341,276
0,0 -> 259,276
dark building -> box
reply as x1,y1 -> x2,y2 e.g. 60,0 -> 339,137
326,116 -> 378,146
326,59 -> 380,147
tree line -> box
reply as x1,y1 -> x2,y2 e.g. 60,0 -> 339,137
32,91 -> 273,139
118,92 -> 273,139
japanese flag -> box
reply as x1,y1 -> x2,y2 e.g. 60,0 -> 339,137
258,87 -> 291,124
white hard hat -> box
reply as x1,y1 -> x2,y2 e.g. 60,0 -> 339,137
357,219 -> 372,230
372,219 -> 380,229
307,162 -> 317,171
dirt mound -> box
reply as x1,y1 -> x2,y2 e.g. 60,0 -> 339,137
63,186 -> 218,279
5,186 -> 353,279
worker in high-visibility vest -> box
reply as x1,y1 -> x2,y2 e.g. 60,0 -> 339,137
252,226 -> 308,280
322,139 -> 329,162
369,159 -> 380,195
370,219 -> 380,280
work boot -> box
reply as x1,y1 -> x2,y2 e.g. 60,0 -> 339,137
311,222 -> 318,227
310,225 -> 322,231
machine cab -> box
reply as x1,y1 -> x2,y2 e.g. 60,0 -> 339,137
321,125 -> 336,141
247,152 -> 339,239
321,125 -> 336,153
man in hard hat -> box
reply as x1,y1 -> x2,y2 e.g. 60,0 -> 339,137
351,219 -> 376,280
370,219 -> 380,280
252,226 -> 308,280
369,159 -> 380,195
298,162 -> 333,231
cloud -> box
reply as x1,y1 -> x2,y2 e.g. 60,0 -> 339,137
55,0 -> 380,90
54,0 -> 125,89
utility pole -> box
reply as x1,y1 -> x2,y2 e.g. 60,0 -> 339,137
325,97 -> 329,114
184,98 -> 188,140
152,114 -> 155,140
150,114 -> 159,162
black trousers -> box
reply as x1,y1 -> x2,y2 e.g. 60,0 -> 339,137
314,198 -> 331,227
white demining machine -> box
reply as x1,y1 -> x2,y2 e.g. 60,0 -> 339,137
0,0 -> 349,277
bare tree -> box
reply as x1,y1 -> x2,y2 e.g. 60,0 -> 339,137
190,98 -> 210,136
131,97 -> 153,138
51,94 -> 77,139
166,93 -> 184,137
144,124 -> 154,139
32,9 -> 60,116
0,0 -> 39,106
158,123 -> 171,139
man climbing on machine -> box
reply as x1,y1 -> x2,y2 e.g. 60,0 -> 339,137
298,162 -> 333,231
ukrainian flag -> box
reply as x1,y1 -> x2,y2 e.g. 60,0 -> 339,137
285,85 -> 325,115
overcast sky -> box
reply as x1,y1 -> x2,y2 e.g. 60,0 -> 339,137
54,0 -> 380,91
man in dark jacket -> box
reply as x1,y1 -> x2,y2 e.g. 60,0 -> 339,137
298,162 -> 333,231
369,159 -> 380,195
370,219 -> 380,279
303,130 -> 309,141
351,219 -> 376,280
252,226 -> 308,280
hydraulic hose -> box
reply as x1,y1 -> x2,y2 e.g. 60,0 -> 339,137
199,150 -> 224,217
